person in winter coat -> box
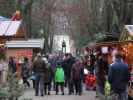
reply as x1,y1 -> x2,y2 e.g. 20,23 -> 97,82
62,53 -> 75,95
95,54 -> 109,95
8,56 -> 16,73
0,59 -> 4,84
21,57 -> 30,87
108,53 -> 130,100
71,59 -> 84,95
55,62 -> 65,95
33,53 -> 46,96
44,62 -> 53,95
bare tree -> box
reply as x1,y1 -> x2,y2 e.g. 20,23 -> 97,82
31,0 -> 57,53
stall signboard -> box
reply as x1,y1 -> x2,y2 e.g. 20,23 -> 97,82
17,49 -> 32,57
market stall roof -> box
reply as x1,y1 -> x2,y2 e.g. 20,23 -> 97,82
0,16 -> 10,21
5,39 -> 45,49
0,21 -> 21,36
119,25 -> 133,41
85,40 -> 133,50
125,25 -> 133,36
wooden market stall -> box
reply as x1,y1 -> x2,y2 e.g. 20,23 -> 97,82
5,39 -> 44,78
85,42 -> 122,64
119,25 -> 133,68
0,14 -> 24,82
84,25 -> 133,66
119,25 -> 133,98
83,25 -> 133,98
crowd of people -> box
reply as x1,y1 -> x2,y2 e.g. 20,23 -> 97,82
32,53 -> 84,96
95,53 -> 130,100
80,52 -> 130,100
0,51 -> 131,100
7,53 -> 84,96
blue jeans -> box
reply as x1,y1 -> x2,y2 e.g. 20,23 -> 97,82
35,73 -> 44,96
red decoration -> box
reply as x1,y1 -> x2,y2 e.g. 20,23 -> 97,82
85,74 -> 96,87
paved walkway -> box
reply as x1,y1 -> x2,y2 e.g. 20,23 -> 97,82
19,88 -> 97,100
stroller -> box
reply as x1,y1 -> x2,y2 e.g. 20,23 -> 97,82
85,73 -> 96,90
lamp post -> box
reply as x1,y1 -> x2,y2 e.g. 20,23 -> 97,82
62,40 -> 66,53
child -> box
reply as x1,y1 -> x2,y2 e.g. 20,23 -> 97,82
55,62 -> 65,95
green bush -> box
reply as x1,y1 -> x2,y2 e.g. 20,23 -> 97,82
0,87 -> 9,98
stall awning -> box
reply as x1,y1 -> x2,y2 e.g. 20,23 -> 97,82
0,21 -> 21,36
5,39 -> 45,49
0,16 -> 10,21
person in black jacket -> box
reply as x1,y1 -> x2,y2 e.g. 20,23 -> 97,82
95,54 -> 109,95
21,57 -> 30,87
65,53 -> 75,95
8,56 -> 16,73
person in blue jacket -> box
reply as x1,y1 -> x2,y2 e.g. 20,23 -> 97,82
108,52 -> 130,100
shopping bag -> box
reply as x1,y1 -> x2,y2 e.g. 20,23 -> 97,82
104,80 -> 111,96
30,75 -> 36,80
29,72 -> 36,80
